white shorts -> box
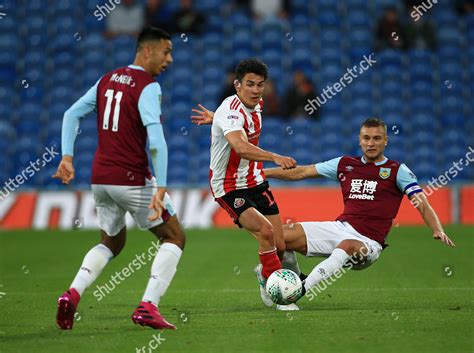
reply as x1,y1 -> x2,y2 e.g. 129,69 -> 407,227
91,178 -> 176,236
300,221 -> 383,270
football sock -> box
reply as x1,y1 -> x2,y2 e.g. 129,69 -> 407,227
70,244 -> 113,296
281,251 -> 301,275
68,288 -> 81,307
259,248 -> 282,279
304,248 -> 349,291
142,242 -> 182,305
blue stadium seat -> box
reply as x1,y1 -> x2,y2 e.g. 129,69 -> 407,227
439,62 -> 463,80
378,83 -> 401,101
444,129 -> 466,146
379,65 -> 404,80
232,30 -> 253,49
440,96 -> 464,115
348,28 -> 372,48
49,16 -> 76,35
411,81 -> 433,97
82,52 -> 107,72
438,28 -> 463,46
320,47 -> 342,63
378,49 -> 403,68
206,14 -> 224,32
260,49 -> 282,67
411,113 -> 433,129
413,131 -> 437,146
351,99 -> 372,116
230,11 -> 252,28
51,68 -> 75,86
292,148 -> 314,165
318,12 -> 341,27
201,67 -> 224,82
411,97 -> 435,114
346,11 -> 372,28
290,12 -> 311,26
413,161 -> 438,181
201,48 -> 223,67
433,9 -> 458,26
0,16 -> 15,32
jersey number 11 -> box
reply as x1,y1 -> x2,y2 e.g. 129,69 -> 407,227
103,89 -> 123,132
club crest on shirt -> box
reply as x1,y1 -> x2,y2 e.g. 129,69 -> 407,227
379,167 -> 391,179
227,115 -> 239,126
234,198 -> 245,208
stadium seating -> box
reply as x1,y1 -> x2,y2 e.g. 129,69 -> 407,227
4,0 -> 472,188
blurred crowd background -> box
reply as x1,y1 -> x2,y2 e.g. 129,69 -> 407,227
0,0 -> 473,188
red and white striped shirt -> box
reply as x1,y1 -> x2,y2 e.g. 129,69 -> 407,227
209,95 -> 265,198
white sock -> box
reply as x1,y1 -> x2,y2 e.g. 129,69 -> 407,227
304,248 -> 349,291
281,251 -> 301,275
142,242 -> 182,306
70,244 -> 113,296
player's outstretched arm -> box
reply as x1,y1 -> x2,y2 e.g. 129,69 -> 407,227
225,130 -> 296,169
264,165 -> 319,180
191,104 -> 214,125
410,192 -> 456,247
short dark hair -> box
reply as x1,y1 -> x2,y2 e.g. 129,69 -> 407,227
235,59 -> 268,82
136,27 -> 171,51
361,118 -> 387,132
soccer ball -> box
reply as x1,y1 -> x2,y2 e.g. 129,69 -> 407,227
265,269 -> 303,305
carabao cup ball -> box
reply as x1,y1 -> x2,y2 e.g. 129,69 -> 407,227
265,269 -> 302,305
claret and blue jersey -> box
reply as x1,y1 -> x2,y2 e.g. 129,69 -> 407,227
315,155 -> 423,245
61,65 -> 168,187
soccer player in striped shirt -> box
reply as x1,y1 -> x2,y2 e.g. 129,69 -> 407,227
192,59 -> 300,310
53,27 -> 184,330
264,118 -> 455,300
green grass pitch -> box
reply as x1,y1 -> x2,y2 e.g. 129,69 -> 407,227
0,225 -> 472,353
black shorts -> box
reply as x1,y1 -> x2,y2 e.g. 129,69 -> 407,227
215,181 -> 280,227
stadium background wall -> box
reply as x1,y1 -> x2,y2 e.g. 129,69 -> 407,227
1,185 -> 473,230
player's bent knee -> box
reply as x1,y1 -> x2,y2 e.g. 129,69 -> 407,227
337,239 -> 366,259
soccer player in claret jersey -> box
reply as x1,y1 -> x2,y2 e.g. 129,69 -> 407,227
263,118 -> 456,301
191,59 -> 301,310
53,27 -> 185,330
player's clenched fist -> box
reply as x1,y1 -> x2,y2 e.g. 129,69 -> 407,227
273,155 -> 297,169
52,156 -> 75,184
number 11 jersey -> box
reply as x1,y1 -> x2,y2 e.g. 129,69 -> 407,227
93,65 -> 161,186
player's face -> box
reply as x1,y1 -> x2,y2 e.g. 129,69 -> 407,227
359,126 -> 388,162
147,39 -> 173,76
236,73 -> 265,108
